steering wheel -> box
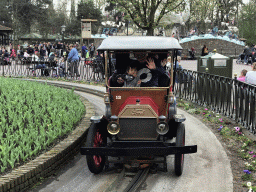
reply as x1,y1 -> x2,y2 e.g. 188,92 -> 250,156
137,68 -> 152,83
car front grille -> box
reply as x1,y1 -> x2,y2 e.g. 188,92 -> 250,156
117,118 -> 158,140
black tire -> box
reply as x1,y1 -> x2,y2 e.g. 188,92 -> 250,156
86,122 -> 106,174
175,123 -> 185,176
166,120 -> 178,139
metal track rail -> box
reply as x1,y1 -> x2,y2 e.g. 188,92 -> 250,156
104,167 -> 150,192
123,167 -> 149,192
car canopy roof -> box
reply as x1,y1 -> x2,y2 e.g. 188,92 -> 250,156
97,36 -> 183,51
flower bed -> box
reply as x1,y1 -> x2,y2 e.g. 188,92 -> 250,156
178,99 -> 256,191
0,77 -> 85,175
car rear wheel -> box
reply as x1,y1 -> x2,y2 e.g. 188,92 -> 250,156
175,123 -> 185,176
86,122 -> 106,174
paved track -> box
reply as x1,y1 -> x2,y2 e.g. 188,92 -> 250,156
29,87 -> 233,192
27,57 -> 246,191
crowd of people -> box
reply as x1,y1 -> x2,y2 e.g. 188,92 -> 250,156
238,45 -> 256,65
0,41 -> 96,62
2,41 -> 256,87
0,41 -> 100,77
187,26 -> 239,40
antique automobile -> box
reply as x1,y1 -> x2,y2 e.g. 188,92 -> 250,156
80,36 -> 197,176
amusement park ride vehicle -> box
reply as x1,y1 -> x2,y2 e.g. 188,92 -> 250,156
80,36 -> 197,176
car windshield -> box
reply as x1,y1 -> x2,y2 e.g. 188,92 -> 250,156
109,52 -> 171,88
97,37 -> 182,88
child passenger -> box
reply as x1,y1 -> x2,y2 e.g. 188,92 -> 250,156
123,61 -> 141,87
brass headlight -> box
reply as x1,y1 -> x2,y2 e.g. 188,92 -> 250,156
168,96 -> 175,104
107,122 -> 120,135
156,122 -> 169,135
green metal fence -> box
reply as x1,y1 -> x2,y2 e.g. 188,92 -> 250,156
1,58 -> 255,134
174,69 -> 256,134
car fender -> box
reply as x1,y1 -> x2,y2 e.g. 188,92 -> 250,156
168,98 -> 177,120
105,104 -> 111,119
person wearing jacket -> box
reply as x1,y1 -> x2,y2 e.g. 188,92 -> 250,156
27,45 -> 34,55
81,44 -> 87,58
201,45 -> 208,56
89,43 -> 95,58
67,44 -> 79,77
246,63 -> 256,85
3,50 -> 10,65
243,46 -> 250,64
68,44 -> 79,62
10,49 -> 16,58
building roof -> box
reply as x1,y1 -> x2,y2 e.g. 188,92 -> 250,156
20,32 -> 42,39
201,52 -> 229,59
0,25 -> 12,31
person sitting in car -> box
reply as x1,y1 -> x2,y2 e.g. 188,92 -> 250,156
110,52 -> 167,87
144,53 -> 169,87
123,61 -> 142,87
134,52 -> 167,87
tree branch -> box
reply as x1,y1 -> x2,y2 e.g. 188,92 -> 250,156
156,0 -> 185,25
141,0 -> 147,25
130,0 -> 144,24
156,0 -> 163,8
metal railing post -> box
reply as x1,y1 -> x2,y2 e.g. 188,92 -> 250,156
2,60 -> 4,76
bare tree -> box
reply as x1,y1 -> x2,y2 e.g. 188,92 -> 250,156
111,0 -> 185,36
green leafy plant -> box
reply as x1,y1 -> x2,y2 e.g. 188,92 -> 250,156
242,173 -> 252,181
0,77 -> 85,173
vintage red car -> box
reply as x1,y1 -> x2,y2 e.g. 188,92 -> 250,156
80,36 -> 197,176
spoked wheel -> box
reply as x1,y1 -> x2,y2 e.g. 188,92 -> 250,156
175,123 -> 185,176
86,122 -> 106,174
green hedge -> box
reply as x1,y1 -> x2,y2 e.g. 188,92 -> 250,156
0,78 -> 85,173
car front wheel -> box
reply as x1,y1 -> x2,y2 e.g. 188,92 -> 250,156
175,123 -> 185,176
86,122 -> 106,174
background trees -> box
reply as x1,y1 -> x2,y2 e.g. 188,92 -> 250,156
106,0 -> 244,37
0,0 -> 52,39
237,1 -> 256,46
0,0 -> 102,41
0,0 -> 253,43
0,0 -> 12,27
111,0 -> 186,36
185,0 -> 243,35
63,0 -> 103,36
186,0 -> 216,34
74,0 -> 103,35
